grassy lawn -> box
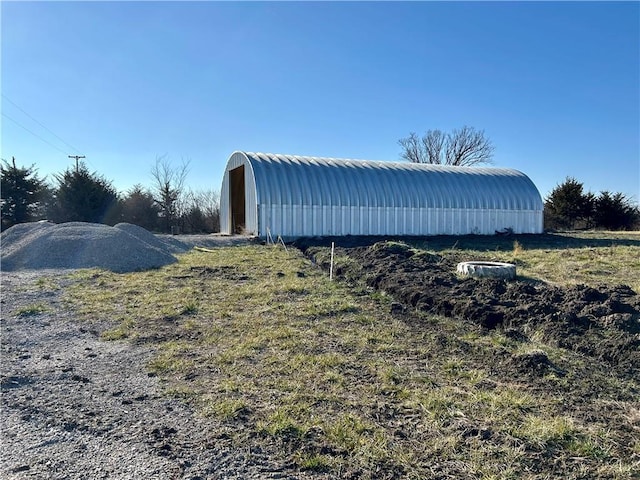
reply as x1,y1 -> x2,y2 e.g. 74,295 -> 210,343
62,232 -> 640,479
405,231 -> 640,292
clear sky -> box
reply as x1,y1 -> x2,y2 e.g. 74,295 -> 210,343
2,1 -> 639,202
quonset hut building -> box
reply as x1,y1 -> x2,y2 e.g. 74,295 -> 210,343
220,151 -> 543,239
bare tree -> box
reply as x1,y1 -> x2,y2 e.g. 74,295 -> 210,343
398,132 -> 422,163
424,129 -> 446,164
445,126 -> 495,166
197,189 -> 220,232
399,126 -> 494,166
150,155 -> 190,233
183,188 -> 220,233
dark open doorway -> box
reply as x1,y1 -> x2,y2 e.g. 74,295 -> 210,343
229,165 -> 246,234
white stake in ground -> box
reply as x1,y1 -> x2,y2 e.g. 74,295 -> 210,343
329,242 -> 335,281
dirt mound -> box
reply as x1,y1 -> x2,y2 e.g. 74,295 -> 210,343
307,241 -> 640,375
1,222 -> 179,273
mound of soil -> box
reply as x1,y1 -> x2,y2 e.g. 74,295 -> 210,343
1,222 -> 178,273
306,241 -> 640,376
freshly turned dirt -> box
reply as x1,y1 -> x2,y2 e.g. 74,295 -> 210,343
294,235 -> 640,477
302,240 -> 640,377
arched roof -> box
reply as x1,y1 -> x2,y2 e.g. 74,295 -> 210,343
227,151 -> 543,211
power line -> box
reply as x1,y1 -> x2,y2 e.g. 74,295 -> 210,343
2,112 -> 70,156
1,94 -> 83,154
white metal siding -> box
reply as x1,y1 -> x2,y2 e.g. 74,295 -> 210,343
220,152 -> 259,235
220,151 -> 544,238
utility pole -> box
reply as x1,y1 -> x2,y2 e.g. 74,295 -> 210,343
68,155 -> 85,172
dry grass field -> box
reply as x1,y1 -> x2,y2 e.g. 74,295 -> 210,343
57,231 -> 639,479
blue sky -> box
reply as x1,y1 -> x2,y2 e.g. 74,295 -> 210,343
2,1 -> 639,202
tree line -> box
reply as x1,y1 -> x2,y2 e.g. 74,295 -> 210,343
1,156 -> 220,233
3,129 -> 639,233
544,177 -> 639,231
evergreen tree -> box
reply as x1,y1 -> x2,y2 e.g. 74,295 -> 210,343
1,158 -> 50,230
545,177 -> 639,231
593,191 -> 639,230
121,184 -> 160,231
544,177 -> 592,230
49,162 -> 121,225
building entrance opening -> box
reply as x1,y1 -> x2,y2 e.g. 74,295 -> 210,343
229,165 -> 246,234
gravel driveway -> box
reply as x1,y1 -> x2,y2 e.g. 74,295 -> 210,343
0,269 -> 301,480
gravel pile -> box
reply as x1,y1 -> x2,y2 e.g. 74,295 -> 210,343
1,222 -> 181,273
1,223 -> 299,478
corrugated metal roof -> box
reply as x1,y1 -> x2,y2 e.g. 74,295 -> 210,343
241,151 -> 543,211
